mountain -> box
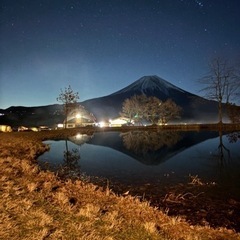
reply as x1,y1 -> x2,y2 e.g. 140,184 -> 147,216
0,75 -> 224,126
111,75 -> 186,96
81,75 -> 221,122
0,104 -> 64,127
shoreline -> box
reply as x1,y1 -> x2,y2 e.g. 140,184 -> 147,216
0,130 -> 239,239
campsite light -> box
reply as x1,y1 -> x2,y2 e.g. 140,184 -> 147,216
99,121 -> 106,128
76,133 -> 82,139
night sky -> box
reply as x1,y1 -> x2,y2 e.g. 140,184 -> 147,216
1,0 -> 240,109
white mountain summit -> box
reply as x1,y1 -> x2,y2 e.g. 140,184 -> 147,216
111,75 -> 185,96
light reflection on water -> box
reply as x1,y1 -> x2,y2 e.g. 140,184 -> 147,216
38,131 -> 240,197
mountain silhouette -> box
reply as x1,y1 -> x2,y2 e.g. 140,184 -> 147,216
0,75 -> 223,126
81,75 -> 220,122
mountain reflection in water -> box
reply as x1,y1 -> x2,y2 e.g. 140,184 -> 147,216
38,130 -> 240,231
38,130 -> 240,180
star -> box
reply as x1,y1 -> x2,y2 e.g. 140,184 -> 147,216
195,0 -> 204,8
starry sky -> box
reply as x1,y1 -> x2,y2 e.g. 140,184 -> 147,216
0,0 -> 240,109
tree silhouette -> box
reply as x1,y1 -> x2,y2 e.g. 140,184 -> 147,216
158,99 -> 182,124
200,58 -> 240,126
57,85 -> 80,128
145,96 -> 162,124
120,94 -> 182,125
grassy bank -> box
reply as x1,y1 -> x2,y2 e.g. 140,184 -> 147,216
0,130 -> 239,240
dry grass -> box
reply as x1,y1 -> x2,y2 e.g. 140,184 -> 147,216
0,130 -> 239,240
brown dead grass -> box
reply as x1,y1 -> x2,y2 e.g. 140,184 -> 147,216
0,130 -> 239,240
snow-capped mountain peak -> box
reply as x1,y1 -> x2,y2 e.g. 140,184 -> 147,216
111,75 -> 185,96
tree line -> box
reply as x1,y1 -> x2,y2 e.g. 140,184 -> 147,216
120,95 -> 181,125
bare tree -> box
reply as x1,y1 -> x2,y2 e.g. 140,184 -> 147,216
120,97 -> 137,124
57,85 -> 80,128
120,94 -> 148,125
145,96 -> 162,124
158,99 -> 182,124
121,95 -> 181,125
200,58 -> 240,124
135,94 -> 149,124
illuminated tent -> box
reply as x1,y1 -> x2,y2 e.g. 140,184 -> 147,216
64,106 -> 96,128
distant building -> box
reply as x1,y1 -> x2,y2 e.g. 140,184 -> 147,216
109,117 -> 133,127
0,125 -> 12,132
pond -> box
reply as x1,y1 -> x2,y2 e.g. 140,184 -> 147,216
38,130 -> 240,231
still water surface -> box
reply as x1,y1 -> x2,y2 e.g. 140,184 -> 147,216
38,131 -> 240,197
38,130 -> 240,229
